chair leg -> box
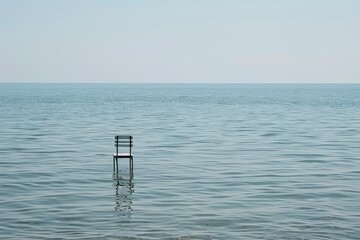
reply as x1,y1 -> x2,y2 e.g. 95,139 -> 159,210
129,158 -> 131,178
131,157 -> 134,178
116,158 -> 119,177
113,156 -> 115,172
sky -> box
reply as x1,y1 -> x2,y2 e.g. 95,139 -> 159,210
0,0 -> 359,83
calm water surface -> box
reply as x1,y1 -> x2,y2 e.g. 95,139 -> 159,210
0,84 -> 359,239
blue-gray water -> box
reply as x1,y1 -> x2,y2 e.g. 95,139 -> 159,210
0,84 -> 359,239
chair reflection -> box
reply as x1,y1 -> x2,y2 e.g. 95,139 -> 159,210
114,178 -> 134,222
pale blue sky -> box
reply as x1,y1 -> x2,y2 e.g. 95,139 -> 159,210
0,0 -> 359,83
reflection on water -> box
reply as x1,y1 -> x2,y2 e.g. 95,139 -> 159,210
114,177 -> 134,226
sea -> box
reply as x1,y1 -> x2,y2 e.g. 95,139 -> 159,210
0,83 -> 359,239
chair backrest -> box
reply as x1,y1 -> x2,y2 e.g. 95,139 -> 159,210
114,135 -> 133,155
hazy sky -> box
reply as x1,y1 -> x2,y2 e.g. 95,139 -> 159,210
1,0 -> 359,83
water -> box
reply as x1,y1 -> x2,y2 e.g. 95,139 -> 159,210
0,83 -> 359,239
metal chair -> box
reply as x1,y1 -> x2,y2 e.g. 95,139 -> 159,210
113,135 -> 133,178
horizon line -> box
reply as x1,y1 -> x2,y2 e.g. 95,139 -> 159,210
1,82 -> 359,84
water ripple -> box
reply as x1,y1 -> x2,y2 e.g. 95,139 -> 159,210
0,84 -> 360,239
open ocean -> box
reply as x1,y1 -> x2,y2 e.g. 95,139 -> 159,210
0,83 -> 359,239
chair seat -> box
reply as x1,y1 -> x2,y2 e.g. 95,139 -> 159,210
113,153 -> 133,158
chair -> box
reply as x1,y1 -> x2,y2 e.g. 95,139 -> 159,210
113,135 -> 133,178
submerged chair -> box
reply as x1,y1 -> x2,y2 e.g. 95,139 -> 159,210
113,135 -> 133,178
